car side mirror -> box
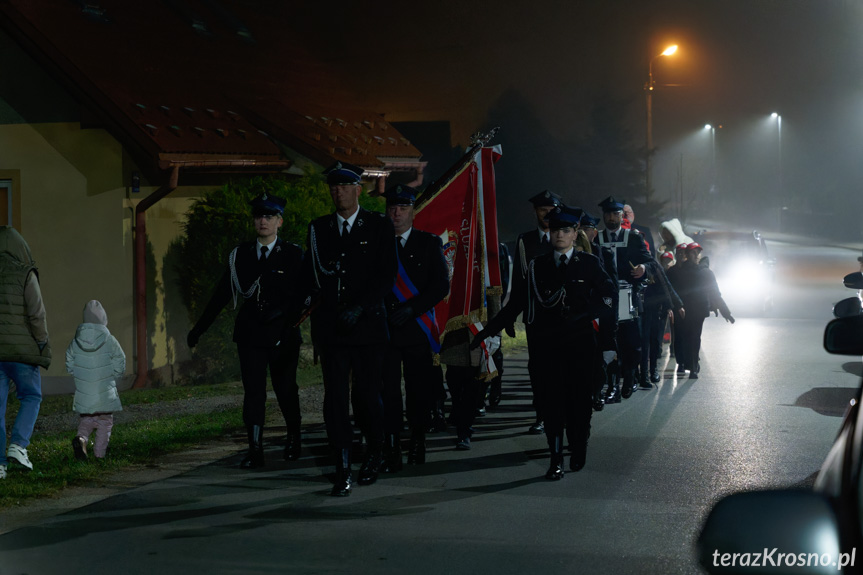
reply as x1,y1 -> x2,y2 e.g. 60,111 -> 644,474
843,272 -> 863,290
697,490 -> 848,574
824,314 -> 863,354
833,297 -> 863,319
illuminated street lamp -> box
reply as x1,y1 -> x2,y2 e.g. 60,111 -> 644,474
770,112 -> 784,230
703,124 -> 717,193
645,44 -> 678,197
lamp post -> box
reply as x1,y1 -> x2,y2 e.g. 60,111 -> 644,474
645,44 -> 678,198
771,112 -> 783,230
704,124 -> 717,193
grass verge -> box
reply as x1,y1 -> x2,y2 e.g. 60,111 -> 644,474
1,408 -> 242,509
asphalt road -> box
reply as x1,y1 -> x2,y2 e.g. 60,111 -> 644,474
1,237 -> 861,575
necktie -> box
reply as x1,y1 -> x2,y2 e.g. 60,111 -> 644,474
342,220 -> 350,238
610,232 -> 618,243
397,235 -> 405,248
541,234 -> 549,246
260,245 -> 269,260
558,253 -> 568,276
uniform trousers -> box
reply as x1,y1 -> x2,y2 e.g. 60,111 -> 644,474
526,331 -> 543,420
237,343 -> 301,430
640,303 -> 664,375
382,343 -> 436,434
617,319 -> 643,374
677,314 -> 706,371
446,365 -> 485,440
533,332 -> 596,448
320,344 -> 385,449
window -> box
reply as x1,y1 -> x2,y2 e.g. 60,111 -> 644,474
0,180 -> 12,226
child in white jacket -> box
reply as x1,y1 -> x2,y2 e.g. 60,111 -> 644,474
65,300 -> 125,460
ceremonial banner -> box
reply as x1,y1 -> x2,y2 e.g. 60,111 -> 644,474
414,145 -> 502,341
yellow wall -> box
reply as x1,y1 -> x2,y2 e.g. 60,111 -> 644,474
0,122 -> 206,381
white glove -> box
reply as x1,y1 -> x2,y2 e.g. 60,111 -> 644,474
602,350 -> 616,365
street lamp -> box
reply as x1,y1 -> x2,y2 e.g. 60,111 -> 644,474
770,112 -> 783,230
645,44 -> 678,198
703,124 -> 717,194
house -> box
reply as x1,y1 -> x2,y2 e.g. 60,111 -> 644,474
0,0 -> 425,389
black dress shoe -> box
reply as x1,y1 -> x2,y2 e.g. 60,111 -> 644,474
358,447 -> 383,485
570,443 -> 587,472
380,434 -> 403,473
455,437 -> 471,450
545,460 -> 564,480
621,382 -> 633,399
331,448 -> 353,496
593,394 -> 605,411
528,421 -> 545,434
677,364 -> 686,374
605,385 -> 621,404
407,431 -> 426,464
639,380 -> 654,389
284,432 -> 301,461
240,425 -> 265,469
688,371 -> 699,380
650,369 -> 661,383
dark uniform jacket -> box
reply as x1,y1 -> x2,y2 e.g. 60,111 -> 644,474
669,261 -> 731,319
513,229 -> 553,281
632,223 -> 656,258
595,228 -> 652,287
386,228 -> 450,348
487,249 -> 616,343
193,239 -> 305,348
306,208 -> 398,346
643,260 -> 683,311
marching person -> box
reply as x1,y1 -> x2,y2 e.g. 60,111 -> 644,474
381,184 -> 449,471
640,260 -> 684,384
595,196 -> 652,397
671,243 -> 734,379
578,211 -> 619,408
305,162 -> 398,496
473,206 -> 615,479
188,192 -> 305,469
512,190 -> 563,435
0,226 -> 51,478
623,204 -> 656,258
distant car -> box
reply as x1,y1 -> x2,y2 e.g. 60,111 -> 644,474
697,272 -> 863,575
692,230 -> 776,316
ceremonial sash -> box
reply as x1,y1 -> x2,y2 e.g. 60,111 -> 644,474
393,254 -> 441,353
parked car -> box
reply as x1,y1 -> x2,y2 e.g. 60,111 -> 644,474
697,272 -> 863,574
692,230 -> 776,316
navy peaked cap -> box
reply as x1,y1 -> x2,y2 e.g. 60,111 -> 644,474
324,161 -> 364,185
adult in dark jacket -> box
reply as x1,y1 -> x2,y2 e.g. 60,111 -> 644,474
641,260 -> 684,383
0,226 -> 51,476
669,243 -> 734,379
305,162 -> 398,496
595,196 -> 652,397
512,190 -> 562,435
188,193 -> 305,469
381,184 -> 449,471
474,206 -> 616,479
623,204 -> 656,258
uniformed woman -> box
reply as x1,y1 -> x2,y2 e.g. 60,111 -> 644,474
472,206 -> 616,479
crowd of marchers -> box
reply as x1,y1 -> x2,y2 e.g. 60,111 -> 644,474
0,161 -> 736,492
183,160 -> 739,494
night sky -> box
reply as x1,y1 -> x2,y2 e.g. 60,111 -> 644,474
292,1 -> 863,237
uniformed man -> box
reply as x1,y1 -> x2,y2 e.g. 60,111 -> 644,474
577,211 -> 619,409
305,161 -> 398,496
381,184 -> 449,471
513,190 -> 562,434
595,196 -> 652,398
473,206 -> 615,479
187,192 -> 305,469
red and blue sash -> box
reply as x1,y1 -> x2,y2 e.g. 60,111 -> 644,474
393,254 -> 441,353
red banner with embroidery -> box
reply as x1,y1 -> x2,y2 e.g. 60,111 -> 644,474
413,146 -> 502,340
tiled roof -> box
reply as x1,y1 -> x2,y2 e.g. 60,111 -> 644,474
0,0 -> 420,172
